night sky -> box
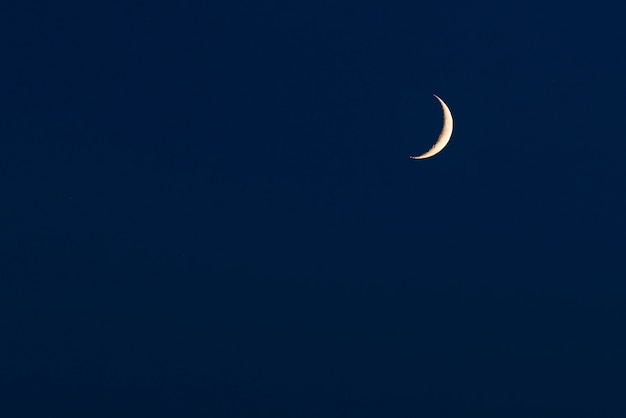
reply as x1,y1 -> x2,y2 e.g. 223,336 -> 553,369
3,1 -> 626,416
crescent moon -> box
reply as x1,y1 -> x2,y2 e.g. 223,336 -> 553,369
410,94 -> 454,160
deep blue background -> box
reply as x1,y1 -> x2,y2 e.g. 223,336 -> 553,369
3,1 -> 626,416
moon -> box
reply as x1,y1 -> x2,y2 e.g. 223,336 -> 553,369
410,94 -> 454,160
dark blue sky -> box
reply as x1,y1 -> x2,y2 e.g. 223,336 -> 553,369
3,1 -> 626,416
